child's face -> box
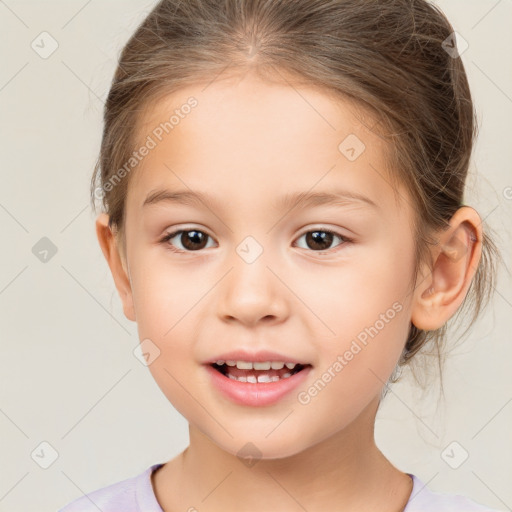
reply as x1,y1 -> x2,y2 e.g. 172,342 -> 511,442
116,72 -> 419,458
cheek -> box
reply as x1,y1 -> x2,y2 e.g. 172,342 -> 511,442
129,248 -> 203,335
129,258 -> 206,404
132,264 -> 202,417
302,242 -> 413,385
297,304 -> 409,436
304,243 -> 412,336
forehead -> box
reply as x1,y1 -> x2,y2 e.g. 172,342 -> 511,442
128,72 -> 408,218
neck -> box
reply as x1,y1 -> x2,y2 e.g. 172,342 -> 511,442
152,396 -> 413,512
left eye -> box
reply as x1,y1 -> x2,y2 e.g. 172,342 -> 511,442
294,229 -> 350,253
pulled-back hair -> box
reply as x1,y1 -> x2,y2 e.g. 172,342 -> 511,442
91,0 -> 501,386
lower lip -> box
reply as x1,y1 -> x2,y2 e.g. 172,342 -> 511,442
205,364 -> 313,407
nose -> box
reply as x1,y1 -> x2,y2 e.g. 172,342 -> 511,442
217,254 -> 289,327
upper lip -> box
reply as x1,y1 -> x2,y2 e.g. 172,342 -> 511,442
204,349 -> 312,366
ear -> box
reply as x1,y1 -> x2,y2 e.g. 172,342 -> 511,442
411,206 -> 482,331
95,213 -> 136,322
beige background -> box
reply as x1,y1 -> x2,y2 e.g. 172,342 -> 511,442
0,1 -> 511,511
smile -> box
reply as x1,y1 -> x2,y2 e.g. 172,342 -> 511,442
206,360 -> 313,406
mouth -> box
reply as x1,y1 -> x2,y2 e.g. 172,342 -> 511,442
205,359 -> 314,406
209,361 -> 312,383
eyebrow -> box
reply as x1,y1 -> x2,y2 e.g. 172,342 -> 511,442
142,188 -> 379,211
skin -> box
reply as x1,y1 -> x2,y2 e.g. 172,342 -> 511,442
96,70 -> 482,512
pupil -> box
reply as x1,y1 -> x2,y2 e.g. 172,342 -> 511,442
183,230 -> 207,250
307,231 -> 333,250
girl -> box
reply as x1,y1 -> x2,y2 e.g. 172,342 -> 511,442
60,0 -> 504,510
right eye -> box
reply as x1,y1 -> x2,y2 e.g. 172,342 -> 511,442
160,229 -> 217,253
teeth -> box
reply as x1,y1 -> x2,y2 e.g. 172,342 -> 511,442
225,372 -> 295,383
217,360 -> 299,370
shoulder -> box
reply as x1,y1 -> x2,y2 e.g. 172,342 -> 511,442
404,474 -> 505,512
57,463 -> 165,512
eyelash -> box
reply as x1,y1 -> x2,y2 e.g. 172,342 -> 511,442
159,227 -> 353,255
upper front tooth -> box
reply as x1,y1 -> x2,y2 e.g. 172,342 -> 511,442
236,361 -> 253,370
253,361 -> 271,370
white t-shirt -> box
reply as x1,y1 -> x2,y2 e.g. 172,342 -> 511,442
58,463 -> 505,511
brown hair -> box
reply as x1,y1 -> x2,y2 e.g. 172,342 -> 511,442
91,0 -> 501,388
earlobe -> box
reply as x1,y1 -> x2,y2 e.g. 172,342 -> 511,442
411,207 -> 482,331
95,213 -> 136,322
